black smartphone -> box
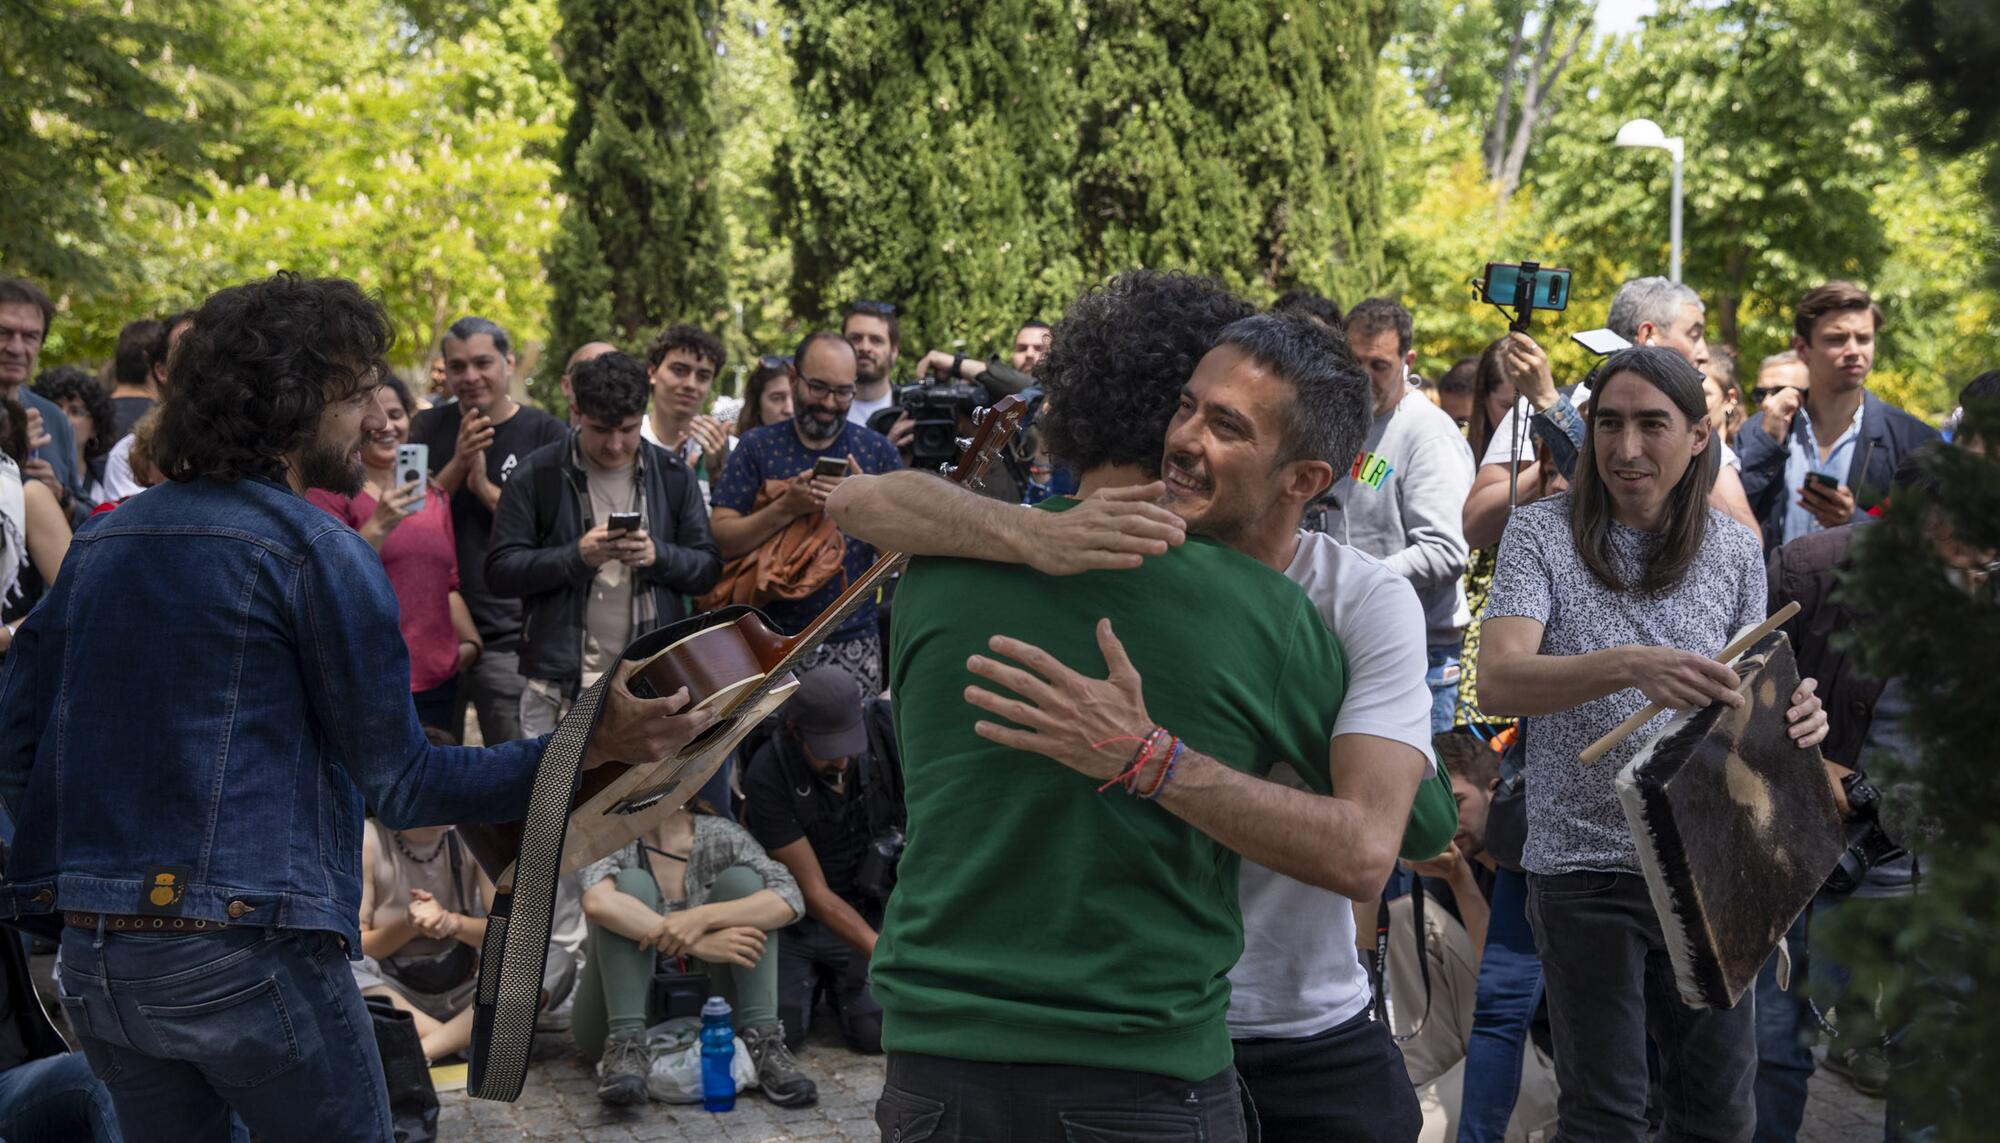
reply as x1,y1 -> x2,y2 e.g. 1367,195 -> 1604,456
606,511 -> 641,534
1803,472 -> 1841,492
813,456 -> 849,480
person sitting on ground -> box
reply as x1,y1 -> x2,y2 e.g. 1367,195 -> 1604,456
573,801 -> 818,1109
32,366 -> 117,502
354,816 -> 491,1064
308,375 -> 481,736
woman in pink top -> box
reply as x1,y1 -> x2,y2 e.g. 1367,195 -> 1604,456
309,374 -> 481,736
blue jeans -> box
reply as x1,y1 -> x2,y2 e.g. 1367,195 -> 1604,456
1457,867 -> 1543,1143
57,926 -> 392,1142
1426,643 -> 1464,735
1753,907 -> 1816,1142
0,1051 -> 122,1142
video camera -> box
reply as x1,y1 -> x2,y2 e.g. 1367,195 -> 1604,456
867,380 -> 990,468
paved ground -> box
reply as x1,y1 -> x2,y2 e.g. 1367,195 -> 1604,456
442,1023 -> 1888,1141
439,1022 -> 885,1142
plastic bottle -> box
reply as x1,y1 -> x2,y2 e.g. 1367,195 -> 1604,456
700,995 -> 736,1112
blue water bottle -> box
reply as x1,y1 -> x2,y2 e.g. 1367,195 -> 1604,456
699,996 -> 736,1112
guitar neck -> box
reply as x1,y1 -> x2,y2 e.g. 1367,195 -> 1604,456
762,550 -> 907,688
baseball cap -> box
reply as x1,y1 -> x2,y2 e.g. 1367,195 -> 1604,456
784,666 -> 868,759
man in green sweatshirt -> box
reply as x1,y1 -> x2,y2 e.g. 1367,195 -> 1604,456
831,272 -> 1457,1141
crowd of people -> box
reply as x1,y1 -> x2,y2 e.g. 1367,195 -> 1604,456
0,257 -> 1984,1143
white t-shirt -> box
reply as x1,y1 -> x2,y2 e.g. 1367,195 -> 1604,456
847,392 -> 895,428
1227,532 -> 1437,1040
1479,384 -> 1596,470
99,434 -> 145,501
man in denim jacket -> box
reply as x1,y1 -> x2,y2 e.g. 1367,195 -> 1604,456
0,274 -> 713,1142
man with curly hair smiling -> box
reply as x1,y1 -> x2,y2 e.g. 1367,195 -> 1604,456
833,271 -> 1456,1141
0,273 -> 719,1141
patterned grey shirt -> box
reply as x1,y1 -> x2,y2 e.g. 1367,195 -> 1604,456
1485,494 -> 1765,875
581,814 -> 804,920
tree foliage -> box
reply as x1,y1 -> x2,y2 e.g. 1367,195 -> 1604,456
544,0 -> 727,386
776,0 -> 1085,357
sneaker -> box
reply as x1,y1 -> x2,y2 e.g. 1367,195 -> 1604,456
743,1023 -> 818,1108
1824,1044 -> 1890,1097
596,1030 -> 652,1106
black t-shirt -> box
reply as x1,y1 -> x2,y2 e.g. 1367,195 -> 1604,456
408,401 -> 567,647
741,734 -> 873,907
112,395 -> 154,439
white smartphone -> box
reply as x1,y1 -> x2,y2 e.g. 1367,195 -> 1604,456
1572,328 -> 1633,356
395,443 -> 428,512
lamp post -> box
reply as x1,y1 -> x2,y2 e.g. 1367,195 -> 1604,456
1615,118 -> 1685,284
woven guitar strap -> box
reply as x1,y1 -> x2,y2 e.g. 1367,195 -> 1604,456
467,669 -> 613,1102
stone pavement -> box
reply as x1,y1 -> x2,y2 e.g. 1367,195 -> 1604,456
438,1022 -> 885,1142
440,1025 -> 1889,1141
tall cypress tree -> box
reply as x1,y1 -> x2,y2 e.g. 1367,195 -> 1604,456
777,0 -> 1084,354
544,0 -> 726,388
1074,0 -> 1389,304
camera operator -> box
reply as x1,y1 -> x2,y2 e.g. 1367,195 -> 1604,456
741,667 -> 901,1055
912,319 -> 1051,399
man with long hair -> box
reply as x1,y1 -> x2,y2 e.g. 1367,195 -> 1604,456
0,274 -> 713,1141
1476,346 -> 1831,1141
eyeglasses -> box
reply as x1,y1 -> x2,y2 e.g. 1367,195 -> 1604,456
758,355 -> 794,370
848,300 -> 898,317
802,377 -> 856,402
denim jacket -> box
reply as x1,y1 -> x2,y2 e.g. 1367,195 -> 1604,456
0,476 -> 546,946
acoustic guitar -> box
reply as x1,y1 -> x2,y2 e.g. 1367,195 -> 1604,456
464,395 -> 1024,1101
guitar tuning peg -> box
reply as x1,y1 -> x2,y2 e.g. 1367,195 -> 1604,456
955,436 -> 973,452
938,463 -> 959,478
970,407 -> 988,426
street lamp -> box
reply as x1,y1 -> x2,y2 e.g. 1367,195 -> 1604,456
1615,117 -> 1685,284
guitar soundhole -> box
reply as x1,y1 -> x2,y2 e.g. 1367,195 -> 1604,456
683,715 -> 734,756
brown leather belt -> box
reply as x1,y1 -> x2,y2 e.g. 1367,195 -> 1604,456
63,912 -> 233,933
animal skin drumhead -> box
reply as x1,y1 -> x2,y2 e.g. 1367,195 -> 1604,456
1616,629 -> 1844,1009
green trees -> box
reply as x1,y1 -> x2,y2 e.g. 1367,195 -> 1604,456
777,0 -> 1085,355
543,0 -> 727,379
775,0 -> 1392,353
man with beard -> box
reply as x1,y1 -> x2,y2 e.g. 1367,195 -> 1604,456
409,317 -> 568,744
830,273 -> 1456,1141
709,333 -> 902,695
0,274 -> 713,1140
842,301 -> 914,449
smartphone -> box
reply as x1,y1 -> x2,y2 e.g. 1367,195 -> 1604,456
813,456 -> 849,480
394,444 -> 428,512
1481,262 -> 1573,312
1572,328 -> 1633,356
1804,471 -> 1841,492
606,511 -> 641,535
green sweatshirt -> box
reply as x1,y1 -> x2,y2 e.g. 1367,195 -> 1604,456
875,501 -> 1355,1081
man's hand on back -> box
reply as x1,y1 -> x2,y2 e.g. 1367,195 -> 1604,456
584,659 -> 717,770
1013,482 -> 1187,575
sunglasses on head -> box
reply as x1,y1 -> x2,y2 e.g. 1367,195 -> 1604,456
759,355 -> 794,370
1752,384 -> 1808,401
849,300 -> 898,317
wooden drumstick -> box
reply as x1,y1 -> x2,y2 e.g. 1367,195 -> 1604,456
1578,600 -> 1802,765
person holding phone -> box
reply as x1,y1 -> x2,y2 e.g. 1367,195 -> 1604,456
308,374 -> 482,736
486,351 -> 723,740
709,332 -> 905,697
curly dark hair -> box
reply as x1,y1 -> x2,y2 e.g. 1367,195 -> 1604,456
646,323 -> 726,373
32,366 -> 117,462
571,351 -> 651,423
0,398 -> 27,465
154,273 -> 393,484
1038,270 -> 1256,476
